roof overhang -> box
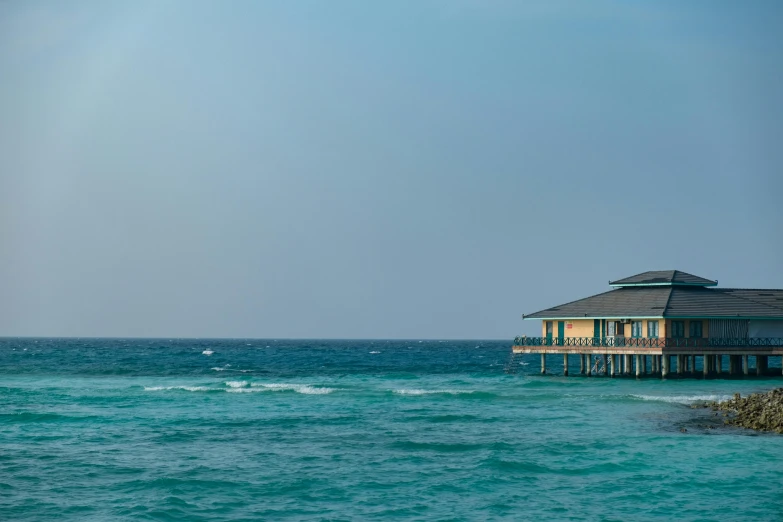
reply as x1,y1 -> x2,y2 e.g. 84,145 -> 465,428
609,282 -> 718,288
523,315 -> 783,320
523,315 -> 664,320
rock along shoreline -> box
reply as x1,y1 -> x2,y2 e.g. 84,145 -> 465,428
698,388 -> 783,434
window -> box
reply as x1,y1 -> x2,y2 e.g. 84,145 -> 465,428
671,321 -> 685,338
647,321 -> 659,338
607,321 -> 615,337
689,321 -> 703,338
631,321 -> 643,338
615,322 -> 625,336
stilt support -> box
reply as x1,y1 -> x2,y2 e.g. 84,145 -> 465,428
563,353 -> 569,376
541,353 -> 546,374
661,355 -> 669,379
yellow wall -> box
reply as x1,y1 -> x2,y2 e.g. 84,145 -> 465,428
540,319 -> 666,337
565,320 -> 595,337
540,320 -> 596,337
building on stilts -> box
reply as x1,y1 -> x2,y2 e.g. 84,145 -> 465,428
514,270 -> 783,378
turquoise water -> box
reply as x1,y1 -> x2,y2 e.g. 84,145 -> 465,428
1,339 -> 782,521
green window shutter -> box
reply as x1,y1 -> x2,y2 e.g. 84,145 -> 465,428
647,321 -> 658,338
672,321 -> 685,338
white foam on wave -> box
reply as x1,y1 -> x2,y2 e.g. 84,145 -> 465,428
249,383 -> 338,395
632,394 -> 731,405
225,381 -> 249,388
144,386 -> 215,392
393,389 -> 474,396
369,351 -> 381,354
211,367 -> 227,371
202,350 -> 214,355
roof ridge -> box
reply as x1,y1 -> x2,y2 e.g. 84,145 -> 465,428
662,286 -> 675,316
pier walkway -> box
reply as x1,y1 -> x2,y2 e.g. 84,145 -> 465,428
512,336 -> 783,378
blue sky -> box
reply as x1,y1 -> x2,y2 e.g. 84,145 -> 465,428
1,1 -> 781,338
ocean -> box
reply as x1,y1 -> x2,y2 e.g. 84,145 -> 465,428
1,338 -> 781,521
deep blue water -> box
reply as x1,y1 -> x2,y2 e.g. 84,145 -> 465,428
1,338 -> 782,521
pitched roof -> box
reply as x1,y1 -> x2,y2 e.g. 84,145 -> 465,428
524,286 -> 783,320
609,270 -> 717,287
524,287 -> 671,319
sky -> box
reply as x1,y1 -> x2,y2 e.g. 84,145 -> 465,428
1,0 -> 782,339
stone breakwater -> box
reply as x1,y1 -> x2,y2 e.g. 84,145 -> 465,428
705,388 -> 783,433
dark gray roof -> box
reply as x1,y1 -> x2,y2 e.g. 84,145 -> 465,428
524,286 -> 783,320
609,270 -> 717,287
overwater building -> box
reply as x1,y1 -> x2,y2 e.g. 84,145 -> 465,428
514,270 -> 783,378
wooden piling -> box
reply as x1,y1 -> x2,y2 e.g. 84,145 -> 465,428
586,355 -> 592,376
580,354 -> 585,375
743,355 -> 749,375
758,355 -> 768,376
563,353 -> 569,376
541,353 -> 546,374
661,355 -> 669,378
635,355 -> 642,378
703,354 -> 709,377
603,355 -> 608,376
610,354 -> 616,377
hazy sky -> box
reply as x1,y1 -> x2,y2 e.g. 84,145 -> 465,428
1,1 -> 781,339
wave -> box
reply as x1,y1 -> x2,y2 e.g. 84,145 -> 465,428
250,383 -> 338,395
202,350 -> 214,356
142,382 -> 337,394
369,351 -> 381,354
631,394 -> 731,405
392,389 -> 475,396
143,386 -> 217,392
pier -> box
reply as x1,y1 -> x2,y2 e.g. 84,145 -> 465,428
511,336 -> 783,378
